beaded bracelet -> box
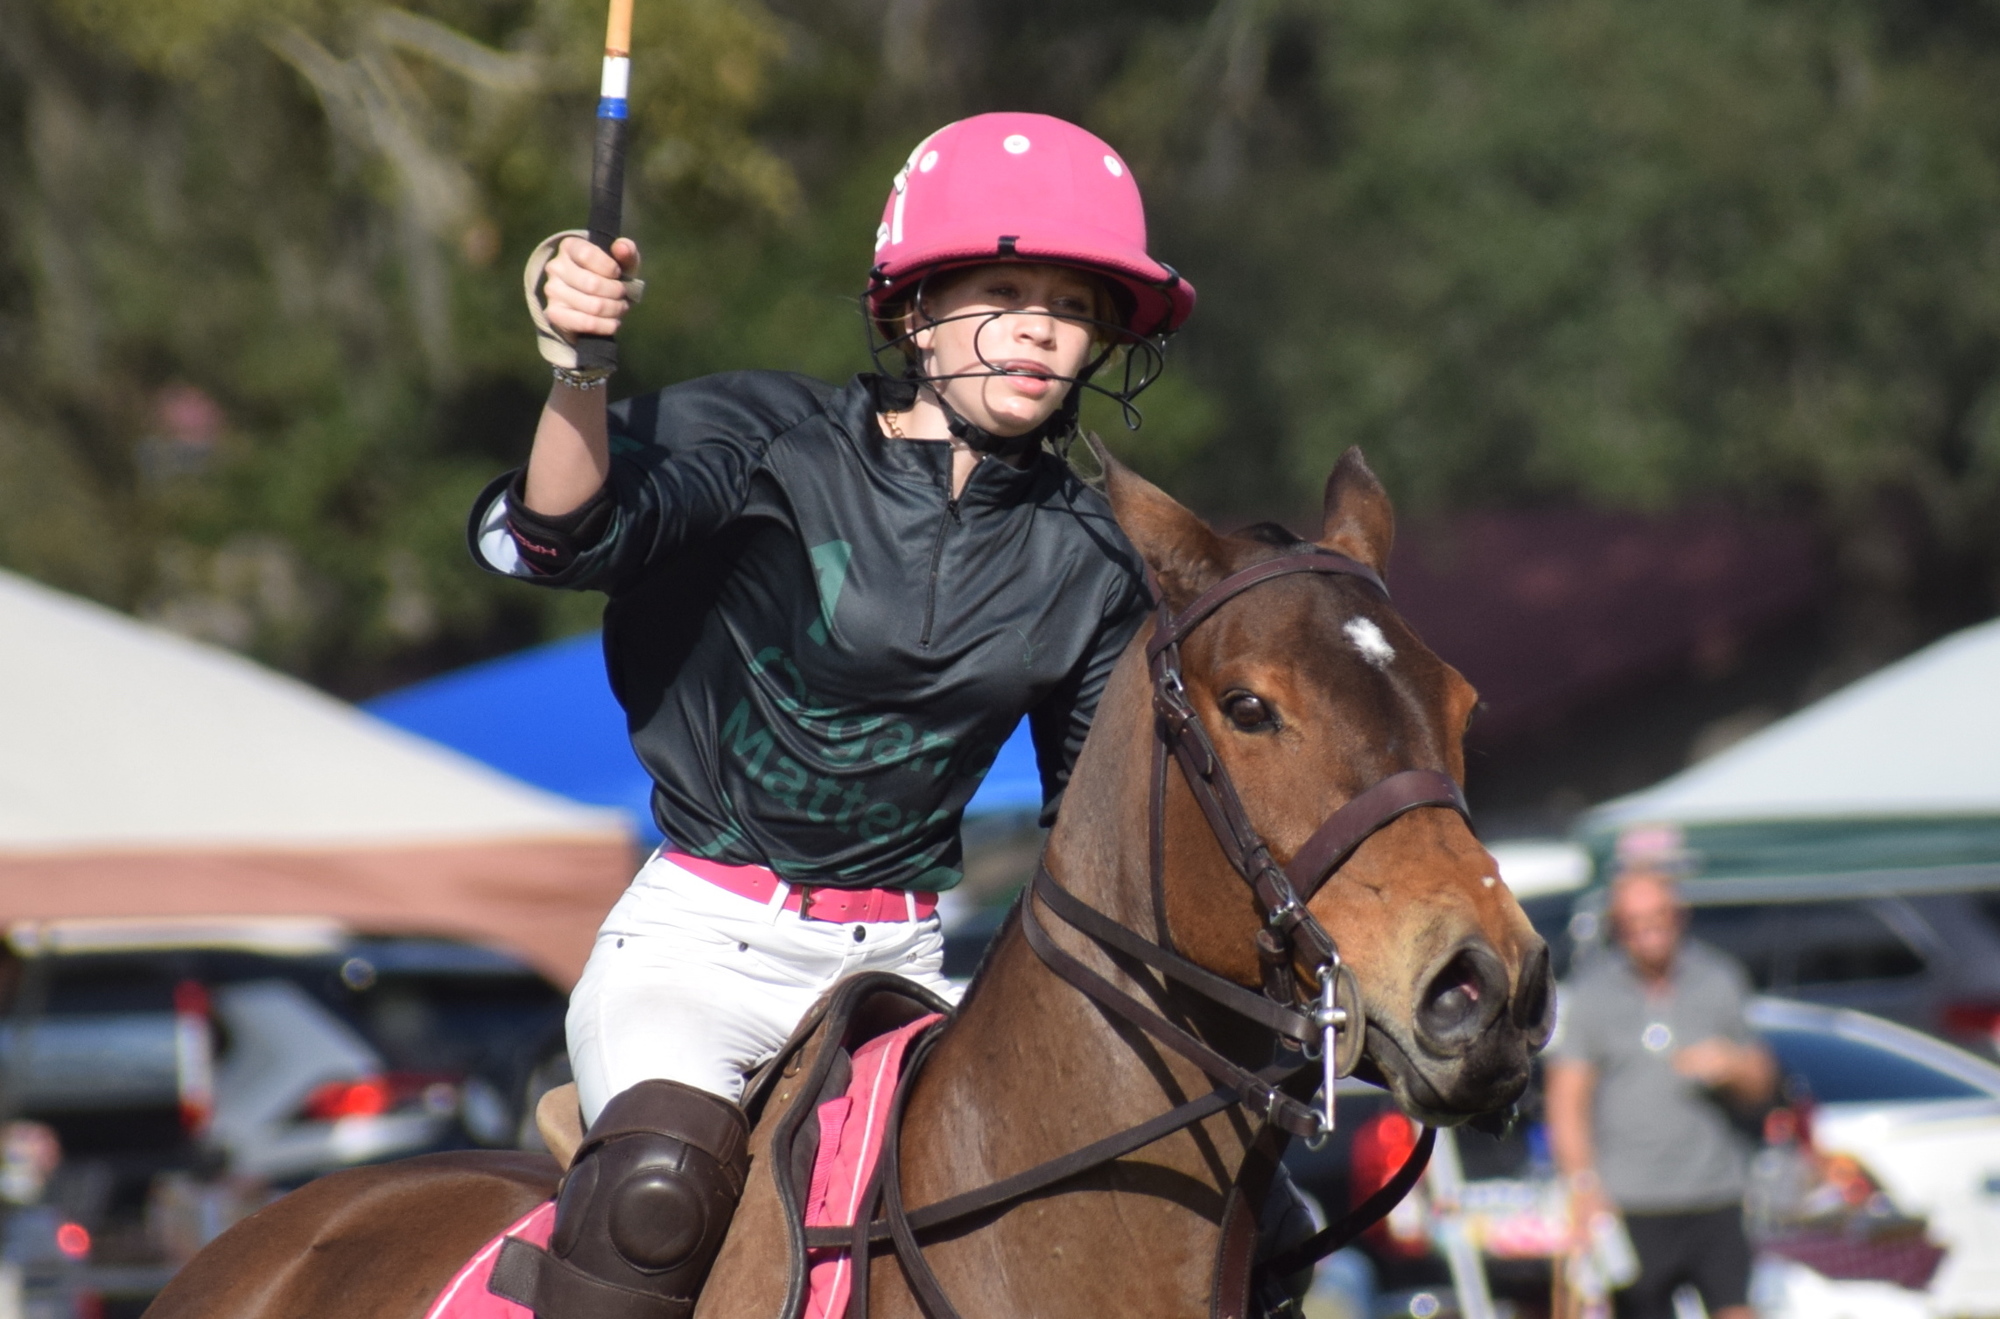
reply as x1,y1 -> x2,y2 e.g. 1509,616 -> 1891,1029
553,365 -> 612,390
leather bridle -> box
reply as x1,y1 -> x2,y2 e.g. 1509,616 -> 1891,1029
806,548 -> 1475,1318
1091,548 -> 1471,1135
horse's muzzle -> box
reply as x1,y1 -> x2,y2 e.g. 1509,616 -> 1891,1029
1411,934 -> 1553,1058
1365,933 -> 1554,1123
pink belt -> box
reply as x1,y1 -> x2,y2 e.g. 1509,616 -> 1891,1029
664,852 -> 939,923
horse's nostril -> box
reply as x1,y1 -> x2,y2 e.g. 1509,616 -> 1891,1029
1514,941 -> 1555,1046
1416,945 -> 1508,1050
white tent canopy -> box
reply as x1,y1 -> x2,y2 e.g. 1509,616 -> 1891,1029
0,569 -> 622,847
1592,614 -> 2000,830
0,570 -> 633,984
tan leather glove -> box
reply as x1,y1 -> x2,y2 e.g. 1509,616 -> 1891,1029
523,230 -> 646,376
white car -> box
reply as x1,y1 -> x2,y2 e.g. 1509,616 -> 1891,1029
1749,997 -> 2000,1318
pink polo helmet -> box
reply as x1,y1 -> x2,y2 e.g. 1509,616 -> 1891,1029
865,113 -> 1196,338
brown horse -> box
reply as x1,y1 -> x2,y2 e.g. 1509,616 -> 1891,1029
144,447 -> 1552,1319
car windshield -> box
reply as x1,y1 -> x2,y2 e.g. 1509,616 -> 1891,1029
1765,1026 -> 1991,1103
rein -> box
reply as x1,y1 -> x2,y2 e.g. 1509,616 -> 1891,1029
806,549 -> 1471,1317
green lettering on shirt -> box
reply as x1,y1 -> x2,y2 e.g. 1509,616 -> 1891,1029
720,698 -> 774,778
806,540 -> 853,646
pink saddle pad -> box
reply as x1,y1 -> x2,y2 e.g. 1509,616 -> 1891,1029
426,1012 -> 942,1319
801,1013 -> 942,1319
425,1201 -> 554,1319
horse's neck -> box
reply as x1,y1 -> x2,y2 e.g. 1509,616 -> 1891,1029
900,641 -> 1254,1211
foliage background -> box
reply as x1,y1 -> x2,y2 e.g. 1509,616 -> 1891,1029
4,0 -> 1998,697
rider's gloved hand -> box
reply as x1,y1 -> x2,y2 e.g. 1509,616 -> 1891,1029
522,232 -> 645,376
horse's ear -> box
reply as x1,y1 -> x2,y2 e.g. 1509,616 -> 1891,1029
1089,435 -> 1226,609
1318,446 -> 1395,576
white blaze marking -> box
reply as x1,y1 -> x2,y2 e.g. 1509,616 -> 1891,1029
1482,875 -> 1496,888
1344,617 -> 1396,667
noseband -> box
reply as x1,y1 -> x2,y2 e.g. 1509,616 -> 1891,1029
803,550 -> 1473,1319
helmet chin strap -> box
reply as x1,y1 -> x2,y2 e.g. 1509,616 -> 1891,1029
934,390 -> 1074,458
914,362 -> 1090,460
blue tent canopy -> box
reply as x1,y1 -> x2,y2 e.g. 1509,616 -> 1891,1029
363,634 -> 1042,844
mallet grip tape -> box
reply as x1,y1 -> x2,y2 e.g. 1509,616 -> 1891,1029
576,53 -> 629,373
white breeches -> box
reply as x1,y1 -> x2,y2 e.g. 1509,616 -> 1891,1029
567,852 -> 957,1126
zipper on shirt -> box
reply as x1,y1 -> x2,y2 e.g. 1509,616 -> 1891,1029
919,495 -> 960,648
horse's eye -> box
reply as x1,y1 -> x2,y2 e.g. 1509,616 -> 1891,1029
1223,691 -> 1276,732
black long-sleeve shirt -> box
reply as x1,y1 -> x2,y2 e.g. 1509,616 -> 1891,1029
468,371 -> 1149,892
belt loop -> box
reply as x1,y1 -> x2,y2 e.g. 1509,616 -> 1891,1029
765,877 -> 790,924
904,891 -> 916,922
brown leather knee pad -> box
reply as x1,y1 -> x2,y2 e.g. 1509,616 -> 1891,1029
490,1080 -> 750,1319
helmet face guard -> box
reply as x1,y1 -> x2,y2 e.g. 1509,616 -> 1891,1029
862,112 -> 1194,450
865,279 -> 1168,448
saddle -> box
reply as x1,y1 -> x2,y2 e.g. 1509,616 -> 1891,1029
524,963 -> 1368,1319
532,971 -> 953,1319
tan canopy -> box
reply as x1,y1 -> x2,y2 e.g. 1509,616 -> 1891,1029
0,570 -> 634,987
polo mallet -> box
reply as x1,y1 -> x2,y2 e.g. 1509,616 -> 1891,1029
573,0 -> 633,375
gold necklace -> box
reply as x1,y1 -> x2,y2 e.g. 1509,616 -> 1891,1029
881,408 -> 970,452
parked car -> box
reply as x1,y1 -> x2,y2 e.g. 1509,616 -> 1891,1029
1748,997 -> 2000,1318
0,915 -> 568,1312
1288,997 -> 2000,1319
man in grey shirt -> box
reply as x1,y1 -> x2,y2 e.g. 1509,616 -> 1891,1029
1546,866 -> 1776,1319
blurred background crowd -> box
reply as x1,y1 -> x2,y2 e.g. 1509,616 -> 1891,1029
6,0 -> 2000,1315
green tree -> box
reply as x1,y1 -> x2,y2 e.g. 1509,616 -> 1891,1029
8,0 -> 2000,697
1091,0 -> 2000,670
0,0 -> 797,692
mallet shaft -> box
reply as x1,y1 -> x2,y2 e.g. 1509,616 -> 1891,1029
575,0 -> 633,373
